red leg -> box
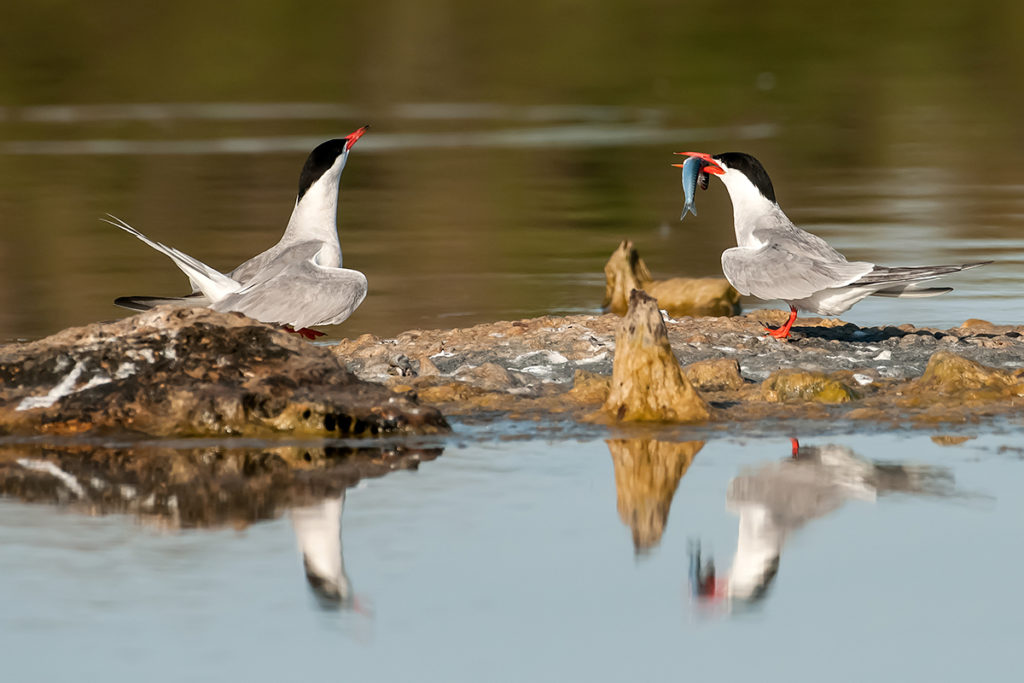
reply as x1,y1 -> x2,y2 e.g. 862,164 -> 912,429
790,437 -> 800,458
281,325 -> 326,340
765,306 -> 797,339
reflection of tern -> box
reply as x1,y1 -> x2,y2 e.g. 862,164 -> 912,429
289,493 -> 366,611
675,151 -> 989,339
692,439 -> 954,604
109,126 -> 370,338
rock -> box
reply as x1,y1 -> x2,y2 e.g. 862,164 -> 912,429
603,290 -> 711,422
602,240 -> 740,317
910,350 -> 1023,399
566,369 -> 611,403
759,370 -> 858,403
683,358 -> 745,392
0,308 -> 449,437
608,439 -> 703,553
322,308 -> 1024,425
453,362 -> 513,391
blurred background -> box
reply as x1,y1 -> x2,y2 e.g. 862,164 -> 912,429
2,0 -> 1024,340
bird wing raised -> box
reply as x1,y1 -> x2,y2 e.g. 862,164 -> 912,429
212,241 -> 367,328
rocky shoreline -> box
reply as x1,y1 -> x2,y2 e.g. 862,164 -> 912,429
332,305 -> 1024,425
2,303 -> 1023,439
0,308 -> 449,438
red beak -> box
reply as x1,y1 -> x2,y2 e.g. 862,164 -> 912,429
344,124 -> 370,150
673,151 -> 725,175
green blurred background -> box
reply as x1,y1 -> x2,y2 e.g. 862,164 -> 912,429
2,0 -> 1023,339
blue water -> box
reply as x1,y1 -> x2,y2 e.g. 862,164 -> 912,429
2,429 -> 1021,682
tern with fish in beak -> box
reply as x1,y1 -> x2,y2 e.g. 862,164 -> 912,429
673,151 -> 990,339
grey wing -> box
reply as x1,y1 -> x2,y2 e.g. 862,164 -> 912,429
229,248 -> 279,284
212,243 -> 367,328
722,241 -> 874,301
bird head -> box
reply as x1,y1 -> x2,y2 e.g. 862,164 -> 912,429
675,151 -> 778,206
295,124 -> 370,202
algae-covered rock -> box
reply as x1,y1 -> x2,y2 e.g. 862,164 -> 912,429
0,308 -> 449,437
914,350 -> 1021,397
684,358 -> 745,392
603,290 -> 711,422
603,240 -> 740,317
760,370 -> 858,403
608,439 -> 702,552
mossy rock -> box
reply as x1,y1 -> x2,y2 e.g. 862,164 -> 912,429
760,369 -> 858,404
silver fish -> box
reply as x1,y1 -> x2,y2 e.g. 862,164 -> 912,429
679,155 -> 704,220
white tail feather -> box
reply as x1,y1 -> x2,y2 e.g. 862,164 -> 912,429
103,214 -> 241,301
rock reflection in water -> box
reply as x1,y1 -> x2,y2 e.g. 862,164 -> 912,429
692,439 -> 955,606
0,441 -> 440,608
607,438 -> 703,553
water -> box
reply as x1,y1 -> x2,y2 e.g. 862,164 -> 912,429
4,4 -> 1024,679
4,5 -> 1024,341
1,429 -> 1021,680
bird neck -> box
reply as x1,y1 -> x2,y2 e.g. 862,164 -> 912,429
719,170 -> 788,247
280,157 -> 347,262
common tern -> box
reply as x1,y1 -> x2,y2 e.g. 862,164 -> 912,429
674,151 -> 990,339
109,125 -> 370,338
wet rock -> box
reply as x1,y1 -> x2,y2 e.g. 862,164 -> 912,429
0,440 -> 442,529
684,358 -> 745,392
603,290 -> 711,422
567,369 -> 612,403
0,308 -> 448,437
910,350 -> 1024,399
603,240 -> 740,317
327,306 -> 1024,425
607,439 -> 703,553
759,370 -> 858,404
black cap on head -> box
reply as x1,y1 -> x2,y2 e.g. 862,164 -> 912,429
713,152 -> 777,203
297,139 -> 350,201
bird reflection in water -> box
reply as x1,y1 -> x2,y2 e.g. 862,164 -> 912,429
691,438 -> 955,607
289,492 -> 370,613
607,439 -> 704,554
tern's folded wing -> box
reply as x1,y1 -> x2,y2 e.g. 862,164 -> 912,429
212,243 -> 367,328
722,242 -> 873,301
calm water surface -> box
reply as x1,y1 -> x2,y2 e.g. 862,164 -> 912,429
1,428 -> 1021,681
4,4 -> 1024,680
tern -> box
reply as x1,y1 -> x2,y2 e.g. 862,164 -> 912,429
674,152 -> 990,339
108,125 -> 370,338
691,439 -> 954,605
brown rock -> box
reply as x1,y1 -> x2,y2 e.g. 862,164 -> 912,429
602,240 -> 740,317
909,350 -> 1023,400
0,308 -> 449,437
760,370 -> 858,403
453,362 -> 513,391
608,439 -> 703,552
683,358 -> 745,392
603,290 -> 711,422
566,369 -> 611,404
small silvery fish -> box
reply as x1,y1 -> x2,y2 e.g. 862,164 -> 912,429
679,155 -> 703,220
